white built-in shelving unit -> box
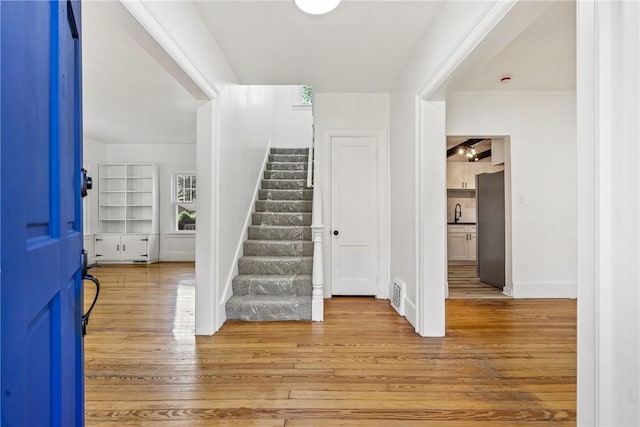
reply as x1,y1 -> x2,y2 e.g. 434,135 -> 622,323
95,163 -> 159,263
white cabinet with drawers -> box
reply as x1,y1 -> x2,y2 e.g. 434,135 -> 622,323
447,224 -> 476,262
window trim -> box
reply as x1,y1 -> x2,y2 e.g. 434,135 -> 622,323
173,171 -> 197,234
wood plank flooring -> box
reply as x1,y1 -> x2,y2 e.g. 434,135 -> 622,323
448,264 -> 510,299
84,263 -> 576,426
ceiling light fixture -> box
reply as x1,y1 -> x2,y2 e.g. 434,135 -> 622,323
294,0 -> 341,15
456,145 -> 480,161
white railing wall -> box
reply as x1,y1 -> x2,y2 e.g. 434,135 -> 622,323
311,183 -> 324,321
307,97 -> 324,321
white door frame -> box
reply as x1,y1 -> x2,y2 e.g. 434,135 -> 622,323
412,1 -> 518,337
577,1 -> 640,425
322,129 -> 389,299
414,100 -> 447,337
119,1 -> 221,335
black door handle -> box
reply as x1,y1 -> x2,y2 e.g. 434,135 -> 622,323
82,274 -> 100,336
80,168 -> 92,198
333,230 -> 339,236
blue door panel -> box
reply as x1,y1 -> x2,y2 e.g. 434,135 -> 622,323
1,1 -> 84,425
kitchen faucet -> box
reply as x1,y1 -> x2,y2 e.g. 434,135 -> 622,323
454,203 -> 462,223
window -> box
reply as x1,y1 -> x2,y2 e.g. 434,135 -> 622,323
175,173 -> 196,231
293,85 -> 313,110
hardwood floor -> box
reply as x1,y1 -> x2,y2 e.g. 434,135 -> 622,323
85,263 -> 576,426
448,264 -> 510,299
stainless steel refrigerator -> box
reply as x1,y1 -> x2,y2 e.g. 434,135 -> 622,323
476,171 -> 505,289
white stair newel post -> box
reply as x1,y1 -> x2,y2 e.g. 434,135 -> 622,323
311,186 -> 324,321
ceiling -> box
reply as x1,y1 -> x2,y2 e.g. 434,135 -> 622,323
194,1 -> 442,92
447,1 -> 576,92
81,0 -> 576,145
82,2 -> 197,145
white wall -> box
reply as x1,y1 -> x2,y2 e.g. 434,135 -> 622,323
389,1 -> 500,329
216,85 -> 276,313
83,137 -> 107,264
83,137 -> 107,237
274,86 -> 313,148
447,93 -> 577,298
314,93 -> 390,298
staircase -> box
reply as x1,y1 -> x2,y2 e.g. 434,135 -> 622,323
225,148 -> 313,321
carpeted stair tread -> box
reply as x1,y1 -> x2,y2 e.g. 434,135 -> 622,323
255,200 -> 312,212
248,225 -> 311,241
252,212 -> 312,226
269,154 -> 308,163
264,170 -> 306,180
226,295 -> 311,321
238,256 -> 313,275
266,162 -> 308,171
232,274 -> 312,296
259,189 -> 313,200
243,240 -> 313,256
270,148 -> 308,155
261,179 -> 307,189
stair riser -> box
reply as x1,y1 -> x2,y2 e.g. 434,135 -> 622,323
269,154 -> 308,163
255,200 -> 312,213
252,213 -> 311,226
261,179 -> 306,190
264,170 -> 306,180
238,258 -> 312,275
248,226 -> 311,241
243,241 -> 313,257
226,300 -> 311,321
271,148 -> 308,155
266,162 -> 307,171
259,190 -> 312,200
232,276 -> 312,296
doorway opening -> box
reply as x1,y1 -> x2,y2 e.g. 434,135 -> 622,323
445,135 -> 512,300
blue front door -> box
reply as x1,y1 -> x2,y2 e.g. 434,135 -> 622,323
1,1 -> 84,425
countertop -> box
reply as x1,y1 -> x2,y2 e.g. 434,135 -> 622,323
447,222 -> 476,225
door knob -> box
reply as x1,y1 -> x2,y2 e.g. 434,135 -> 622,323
80,168 -> 92,198
333,230 -> 339,236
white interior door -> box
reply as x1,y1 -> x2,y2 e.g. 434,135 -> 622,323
331,136 -> 377,295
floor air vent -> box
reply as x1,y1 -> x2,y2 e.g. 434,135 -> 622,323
390,279 -> 406,316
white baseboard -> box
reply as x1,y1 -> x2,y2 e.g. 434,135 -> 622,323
512,281 -> 577,299
404,297 -> 417,330
159,253 -> 196,262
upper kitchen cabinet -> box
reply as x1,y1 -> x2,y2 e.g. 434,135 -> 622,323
447,162 -> 481,189
447,161 -> 504,190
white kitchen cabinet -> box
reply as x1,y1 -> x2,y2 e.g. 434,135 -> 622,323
95,234 -> 159,263
447,163 -> 466,189
447,225 -> 476,261
447,162 -> 504,189
447,162 -> 482,189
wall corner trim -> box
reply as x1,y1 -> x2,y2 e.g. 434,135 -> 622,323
120,0 -> 219,100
